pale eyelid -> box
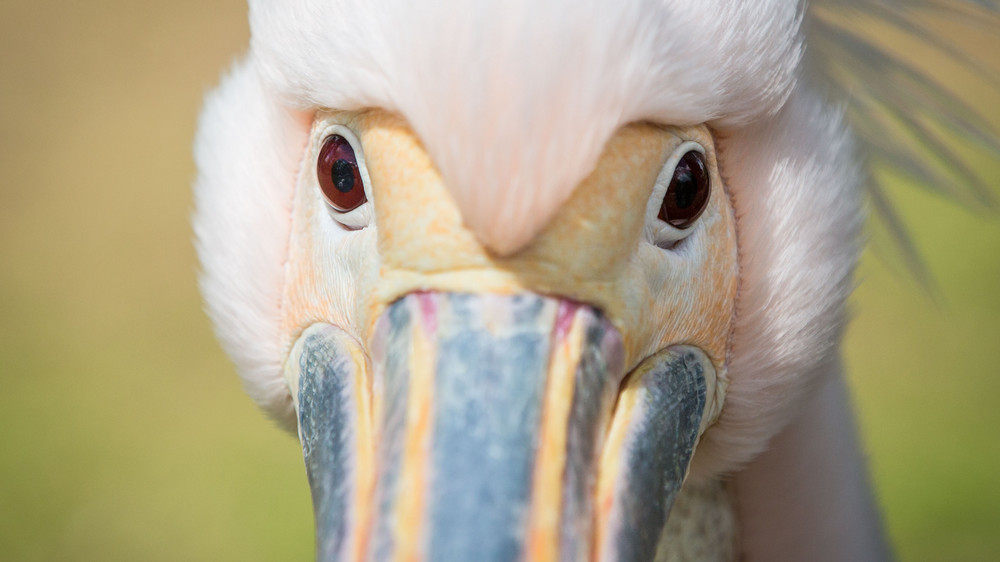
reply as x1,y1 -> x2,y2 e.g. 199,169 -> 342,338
644,141 -> 707,248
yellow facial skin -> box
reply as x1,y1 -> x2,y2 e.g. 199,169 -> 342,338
281,109 -> 738,561
281,108 -> 737,426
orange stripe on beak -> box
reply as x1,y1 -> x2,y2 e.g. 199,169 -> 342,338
393,295 -> 436,562
527,303 -> 585,561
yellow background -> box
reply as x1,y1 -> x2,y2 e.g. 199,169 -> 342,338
0,1 -> 997,560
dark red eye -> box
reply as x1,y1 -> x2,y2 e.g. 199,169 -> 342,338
658,150 -> 710,229
317,134 -> 367,212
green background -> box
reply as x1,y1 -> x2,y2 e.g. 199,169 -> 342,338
1,1 -> 997,560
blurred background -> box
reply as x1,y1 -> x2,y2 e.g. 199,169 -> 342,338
0,1 -> 997,560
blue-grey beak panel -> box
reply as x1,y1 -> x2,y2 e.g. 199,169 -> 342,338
369,293 -> 624,561
597,347 -> 708,562
293,325 -> 371,561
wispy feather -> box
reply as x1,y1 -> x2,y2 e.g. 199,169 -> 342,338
808,0 -> 1000,282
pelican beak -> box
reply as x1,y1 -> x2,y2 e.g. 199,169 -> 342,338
286,292 -> 712,561
278,113 -> 734,561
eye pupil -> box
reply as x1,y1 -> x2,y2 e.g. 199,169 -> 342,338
673,170 -> 696,209
330,159 -> 356,193
658,150 -> 710,229
317,134 -> 367,212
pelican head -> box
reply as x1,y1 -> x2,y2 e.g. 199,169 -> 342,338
193,0 -> 864,559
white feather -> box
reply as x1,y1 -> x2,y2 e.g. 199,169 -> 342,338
692,89 -> 864,476
193,59 -> 310,430
248,0 -> 804,254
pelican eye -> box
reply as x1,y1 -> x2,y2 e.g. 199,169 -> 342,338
658,150 -> 710,229
317,134 -> 367,212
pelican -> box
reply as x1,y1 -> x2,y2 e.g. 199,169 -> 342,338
192,0 -> 997,560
